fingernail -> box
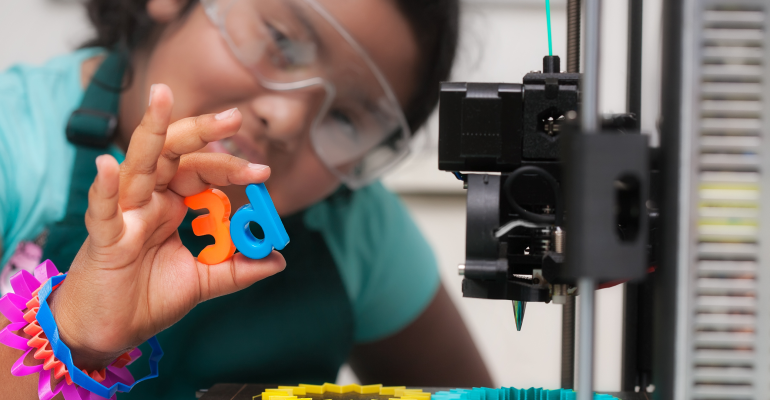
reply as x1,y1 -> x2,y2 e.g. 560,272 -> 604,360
95,155 -> 107,172
215,108 -> 237,120
148,84 -> 157,106
248,163 -> 269,170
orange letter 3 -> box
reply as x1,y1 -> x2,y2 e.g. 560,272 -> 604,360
184,189 -> 237,265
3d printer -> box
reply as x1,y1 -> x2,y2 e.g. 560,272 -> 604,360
438,0 -> 770,399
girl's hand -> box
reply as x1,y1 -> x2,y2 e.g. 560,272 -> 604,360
48,84 -> 286,369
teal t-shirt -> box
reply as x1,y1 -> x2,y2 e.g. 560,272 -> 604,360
0,48 -> 439,344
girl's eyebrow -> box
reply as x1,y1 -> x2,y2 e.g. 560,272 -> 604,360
284,1 -> 324,50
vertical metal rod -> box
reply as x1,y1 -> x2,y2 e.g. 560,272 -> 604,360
561,0 -> 580,388
578,278 -> 596,400
581,0 -> 602,133
626,0 -> 644,126
566,0 -> 581,73
561,295 -> 576,389
621,0 -> 644,391
578,0 -> 601,394
621,283 -> 640,391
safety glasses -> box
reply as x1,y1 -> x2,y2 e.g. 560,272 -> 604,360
201,0 -> 412,188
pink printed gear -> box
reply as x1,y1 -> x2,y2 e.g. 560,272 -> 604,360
0,260 -> 143,400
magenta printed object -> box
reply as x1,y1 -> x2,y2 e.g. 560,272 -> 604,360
0,260 -> 143,400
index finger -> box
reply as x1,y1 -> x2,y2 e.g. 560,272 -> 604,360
168,152 -> 271,197
119,84 -> 173,210
155,108 -> 243,192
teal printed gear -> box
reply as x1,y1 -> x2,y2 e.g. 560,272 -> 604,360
432,387 -> 618,400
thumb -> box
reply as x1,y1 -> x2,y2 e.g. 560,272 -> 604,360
196,252 -> 286,302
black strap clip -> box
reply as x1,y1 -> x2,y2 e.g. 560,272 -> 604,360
65,108 -> 118,148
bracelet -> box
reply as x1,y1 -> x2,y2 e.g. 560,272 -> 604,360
0,260 -> 164,400
24,284 -> 138,384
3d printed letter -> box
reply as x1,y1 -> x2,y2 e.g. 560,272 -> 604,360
184,189 -> 237,265
230,183 -> 290,259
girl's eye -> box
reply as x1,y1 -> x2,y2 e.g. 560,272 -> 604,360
265,22 -> 300,69
329,110 -> 358,141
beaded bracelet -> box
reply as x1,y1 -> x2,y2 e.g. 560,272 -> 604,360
0,260 -> 163,400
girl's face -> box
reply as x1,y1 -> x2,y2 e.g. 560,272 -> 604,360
128,0 -> 419,215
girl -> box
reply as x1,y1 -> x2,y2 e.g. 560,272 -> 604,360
0,0 -> 492,399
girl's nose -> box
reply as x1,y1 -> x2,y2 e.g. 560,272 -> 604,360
249,91 -> 322,152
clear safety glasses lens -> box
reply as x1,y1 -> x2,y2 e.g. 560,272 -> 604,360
202,0 -> 411,188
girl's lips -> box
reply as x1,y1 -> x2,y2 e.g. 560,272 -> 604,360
206,140 -> 230,154
205,136 -> 266,164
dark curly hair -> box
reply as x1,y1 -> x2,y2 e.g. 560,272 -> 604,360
81,0 -> 459,133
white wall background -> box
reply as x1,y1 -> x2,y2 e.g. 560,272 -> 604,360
0,0 -> 663,393
0,1 -> 92,71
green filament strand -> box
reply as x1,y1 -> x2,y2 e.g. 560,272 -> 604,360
546,0 -> 553,56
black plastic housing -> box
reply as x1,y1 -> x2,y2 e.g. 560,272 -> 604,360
438,82 -> 523,172
521,72 -> 579,160
561,132 -> 650,281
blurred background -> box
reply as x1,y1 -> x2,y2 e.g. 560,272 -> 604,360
1,0 -> 663,392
